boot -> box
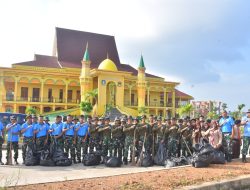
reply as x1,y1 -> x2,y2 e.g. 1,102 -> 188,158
77,159 -> 81,163
242,155 -> 247,163
227,154 -> 232,162
0,160 -> 4,165
123,157 -> 128,165
72,158 -> 77,164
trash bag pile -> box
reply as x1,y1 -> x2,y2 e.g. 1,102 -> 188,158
191,138 -> 225,168
105,156 -> 122,167
154,143 -> 167,166
24,146 -> 40,166
165,156 -> 191,168
83,153 -> 101,166
25,143 -> 72,167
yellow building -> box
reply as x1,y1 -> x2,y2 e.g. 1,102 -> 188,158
0,28 -> 193,118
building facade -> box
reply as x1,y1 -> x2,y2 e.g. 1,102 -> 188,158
0,28 -> 193,117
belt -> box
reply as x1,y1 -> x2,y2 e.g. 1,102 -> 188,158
37,136 -> 46,138
78,135 -> 86,137
24,136 -> 33,138
65,135 -> 74,137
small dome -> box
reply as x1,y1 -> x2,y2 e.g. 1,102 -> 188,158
98,58 -> 118,71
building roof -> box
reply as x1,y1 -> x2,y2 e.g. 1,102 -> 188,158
98,58 -> 118,71
12,27 -> 162,78
139,55 -> 145,68
168,89 -> 193,99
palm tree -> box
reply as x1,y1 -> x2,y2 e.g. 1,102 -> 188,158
138,106 -> 148,115
238,104 -> 245,112
80,101 -> 93,117
25,107 -> 37,115
177,103 -> 193,118
221,103 -> 228,111
85,88 -> 98,105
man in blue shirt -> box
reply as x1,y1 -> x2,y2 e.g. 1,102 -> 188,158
219,110 -> 234,162
48,115 -> 64,150
21,115 -> 34,163
5,116 -> 21,165
241,109 -> 250,163
75,115 -> 89,163
0,120 -> 5,165
34,116 -> 49,152
63,115 -> 76,163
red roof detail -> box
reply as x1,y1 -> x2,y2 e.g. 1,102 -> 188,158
168,89 -> 193,99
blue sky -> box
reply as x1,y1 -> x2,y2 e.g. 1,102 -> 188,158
0,0 -> 249,111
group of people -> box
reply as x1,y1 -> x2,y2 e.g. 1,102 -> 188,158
0,109 -> 249,166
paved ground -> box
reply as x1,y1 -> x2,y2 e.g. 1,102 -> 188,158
0,150 -> 182,187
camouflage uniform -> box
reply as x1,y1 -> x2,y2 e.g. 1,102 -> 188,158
111,124 -> 124,159
242,136 -> 250,156
36,136 -> 47,152
64,136 -> 76,160
179,125 -> 193,157
167,124 -> 179,157
89,124 -> 101,153
6,142 -> 19,162
98,124 -> 112,157
222,133 -> 233,159
76,136 -> 88,161
51,136 -> 64,150
22,137 -> 34,161
123,123 -> 135,160
155,124 -> 168,152
137,123 -> 153,157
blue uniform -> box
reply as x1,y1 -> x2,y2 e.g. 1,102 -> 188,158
34,123 -> 49,138
6,123 -> 21,142
219,116 -> 234,133
0,122 -> 4,137
21,122 -> 34,137
242,116 -> 250,137
63,122 -> 75,136
75,123 -> 89,137
50,122 -> 63,136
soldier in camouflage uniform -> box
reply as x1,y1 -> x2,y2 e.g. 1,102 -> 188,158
167,117 -> 179,157
89,117 -> 101,154
98,117 -> 112,158
48,116 -> 64,150
0,120 -> 4,165
20,115 -> 34,163
63,115 -> 76,163
111,117 -> 124,161
155,116 -> 168,153
137,115 -> 148,158
5,116 -> 21,165
123,116 -> 136,164
34,116 -> 49,152
178,119 -> 193,157
149,115 -> 157,157
75,115 -> 89,163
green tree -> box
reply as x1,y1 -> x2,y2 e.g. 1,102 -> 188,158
138,106 -> 148,115
25,107 -> 37,115
80,101 -> 93,116
221,103 -> 228,111
85,88 -> 98,105
177,103 -> 193,118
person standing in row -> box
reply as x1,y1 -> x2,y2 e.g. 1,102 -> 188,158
5,116 -> 21,165
63,115 -> 76,163
231,120 -> 241,159
111,117 -> 123,162
0,119 -> 4,165
49,115 -> 64,150
21,115 -> 34,164
34,116 -> 49,152
179,119 -> 193,157
219,110 -> 234,162
167,118 -> 179,157
75,115 -> 89,163
241,109 -> 250,163
88,117 -> 101,154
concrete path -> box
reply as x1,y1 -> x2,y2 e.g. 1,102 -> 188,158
0,150 -> 185,187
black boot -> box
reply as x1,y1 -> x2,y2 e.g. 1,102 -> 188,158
123,157 -> 128,165
0,160 -> 4,165
227,154 -> 232,162
242,155 -> 247,163
14,159 -> 19,165
72,158 -> 77,164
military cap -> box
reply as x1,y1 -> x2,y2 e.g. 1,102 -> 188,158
141,115 -> 147,119
26,115 -> 32,119
171,117 -> 176,120
133,117 -> 139,121
56,115 -> 62,118
178,119 -> 183,123
127,115 -> 133,120
206,119 -> 211,123
105,117 -> 110,120
10,115 -> 17,120
44,116 -> 50,121
121,118 -> 126,122
32,115 -> 37,119
73,117 -> 78,121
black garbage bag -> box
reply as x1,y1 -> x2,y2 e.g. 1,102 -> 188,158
25,146 -> 40,166
165,159 -> 176,168
83,153 -> 101,166
40,149 -> 55,166
141,154 -> 153,167
211,150 -> 225,164
165,156 -> 189,167
105,156 -> 122,167
53,147 -> 72,166
193,138 -> 214,155
154,143 -> 167,166
192,152 -> 213,168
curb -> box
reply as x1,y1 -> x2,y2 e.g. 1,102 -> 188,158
178,174 -> 250,190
